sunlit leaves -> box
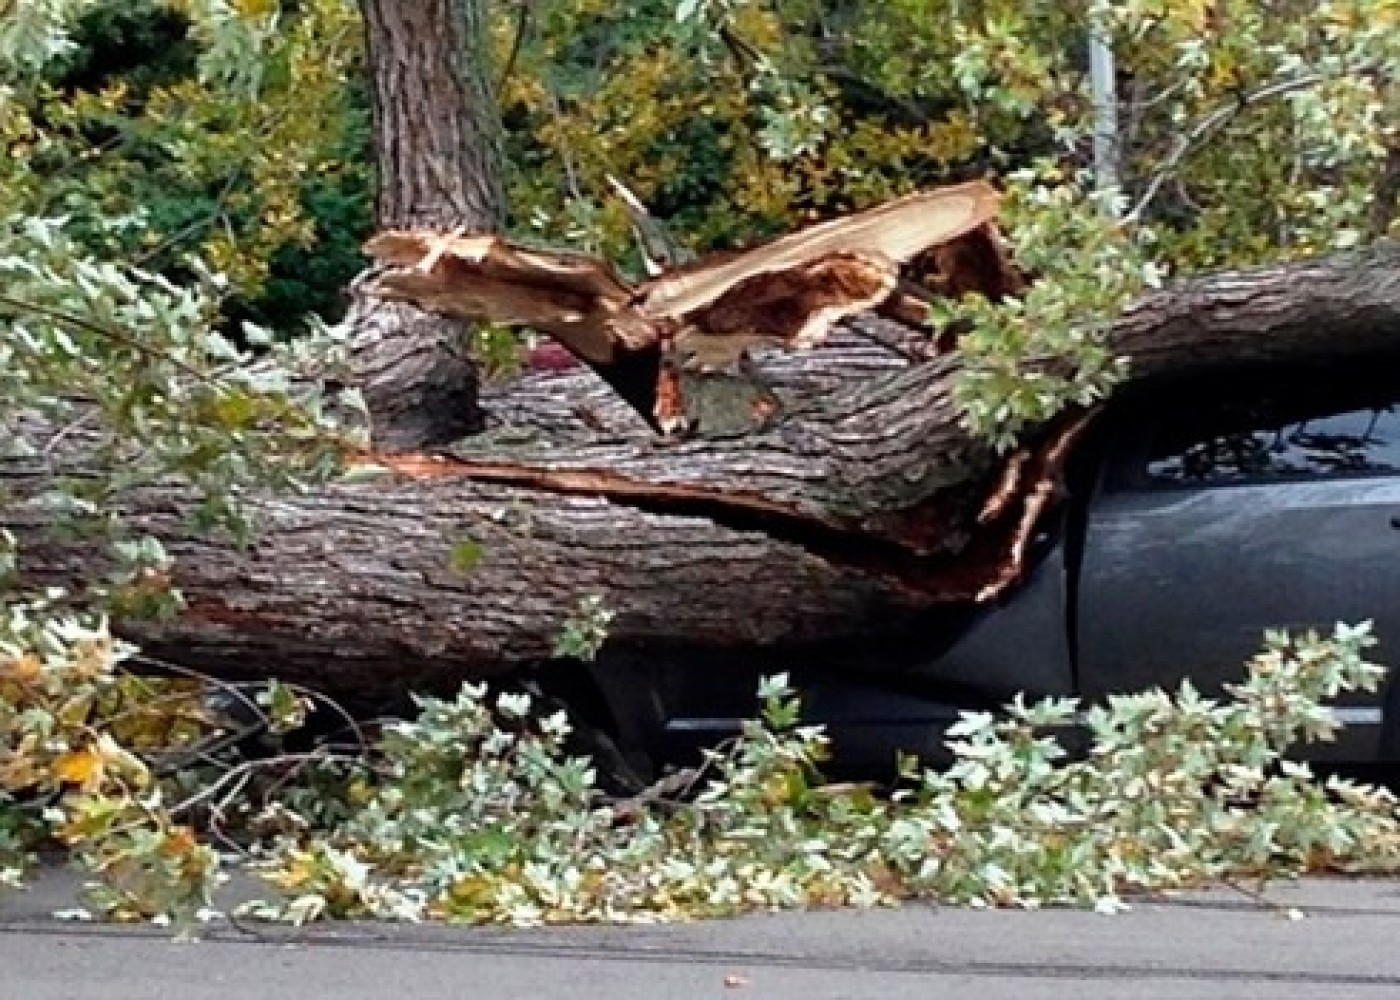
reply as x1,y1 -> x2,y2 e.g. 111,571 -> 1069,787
0,0 -> 363,303
551,594 -> 614,661
953,170 -> 1141,447
5,0 -> 1400,935
495,1 -> 1400,444
172,0 -> 280,96
4,606 -> 1399,929
0,608 -> 222,927
0,4 -> 357,624
0,0 -> 99,79
0,215 -> 351,560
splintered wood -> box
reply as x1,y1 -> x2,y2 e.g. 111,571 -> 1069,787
362,181 -> 1022,435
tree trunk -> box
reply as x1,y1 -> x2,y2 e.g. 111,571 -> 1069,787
8,244 -> 1400,706
351,0 -> 504,450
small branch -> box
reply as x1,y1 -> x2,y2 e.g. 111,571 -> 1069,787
41,408 -> 100,458
815,63 -> 932,125
494,0 -> 533,98
167,751 -> 365,820
1220,877 -> 1300,917
609,766 -> 702,821
542,87 -> 584,205
132,652 -> 371,760
0,291 -> 214,383
717,23 -> 765,70
1126,70 -> 1350,224
132,170 -> 245,268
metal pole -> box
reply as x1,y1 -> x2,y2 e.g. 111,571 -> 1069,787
1089,9 -> 1120,208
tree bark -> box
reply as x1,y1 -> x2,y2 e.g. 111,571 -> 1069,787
352,0 -> 504,450
8,244 -> 1400,706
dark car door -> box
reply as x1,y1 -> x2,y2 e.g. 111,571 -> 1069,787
1074,367 -> 1400,759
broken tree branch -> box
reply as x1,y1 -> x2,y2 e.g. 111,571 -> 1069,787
363,181 -> 1017,434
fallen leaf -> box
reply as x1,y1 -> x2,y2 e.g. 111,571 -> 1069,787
52,746 -> 103,790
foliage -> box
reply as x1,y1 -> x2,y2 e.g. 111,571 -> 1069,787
11,2 -> 1400,436
0,2 -> 359,611
492,0 -> 1400,437
3,598 -> 1399,928
884,623 -> 1399,908
552,594 -> 616,661
7,0 -> 1400,939
947,169 -> 1144,448
2,0 -> 370,331
0,12 -> 355,928
0,603 -> 221,928
234,621 -> 1400,926
0,215 -> 352,550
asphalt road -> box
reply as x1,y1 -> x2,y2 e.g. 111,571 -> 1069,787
4,870 -> 1400,999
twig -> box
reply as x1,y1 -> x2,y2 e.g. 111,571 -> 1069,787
130,652 -> 371,758
542,87 -> 584,205
41,408 -> 100,458
718,23 -> 765,70
1220,876 -> 1302,918
205,766 -> 255,835
167,751 -> 364,820
132,170 -> 245,268
0,291 -> 214,383
1125,69 -> 1362,224
609,766 -> 702,821
494,0 -> 533,98
1125,76 -> 1193,112
129,654 -> 266,724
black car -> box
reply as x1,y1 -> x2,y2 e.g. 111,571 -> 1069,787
581,359 -> 1400,772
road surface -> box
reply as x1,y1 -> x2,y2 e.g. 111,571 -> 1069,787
3,868 -> 1400,999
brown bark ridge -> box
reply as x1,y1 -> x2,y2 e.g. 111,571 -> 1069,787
10,243 -> 1400,703
351,0 -> 505,450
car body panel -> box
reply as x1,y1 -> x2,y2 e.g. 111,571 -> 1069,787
587,362 -> 1400,770
901,538 -> 1076,703
1077,480 -> 1400,759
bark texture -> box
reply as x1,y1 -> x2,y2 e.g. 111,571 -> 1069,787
9,244 -> 1400,704
352,0 -> 504,449
360,0 -> 503,228
9,473 -> 926,706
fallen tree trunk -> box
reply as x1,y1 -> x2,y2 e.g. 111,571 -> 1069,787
7,243 -> 1400,704
8,470 -> 934,704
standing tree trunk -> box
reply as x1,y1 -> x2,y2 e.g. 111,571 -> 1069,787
351,0 -> 505,450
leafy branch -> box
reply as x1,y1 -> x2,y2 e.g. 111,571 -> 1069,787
1126,65 -> 1376,224
0,290 -> 216,383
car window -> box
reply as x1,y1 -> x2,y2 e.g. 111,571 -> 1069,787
1147,407 -> 1400,485
1127,372 -> 1400,488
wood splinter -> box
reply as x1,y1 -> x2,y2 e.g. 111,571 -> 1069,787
361,181 -> 1022,436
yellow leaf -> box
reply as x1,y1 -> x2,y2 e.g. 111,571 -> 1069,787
0,752 -> 41,791
53,746 -> 104,791
1,653 -> 42,685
